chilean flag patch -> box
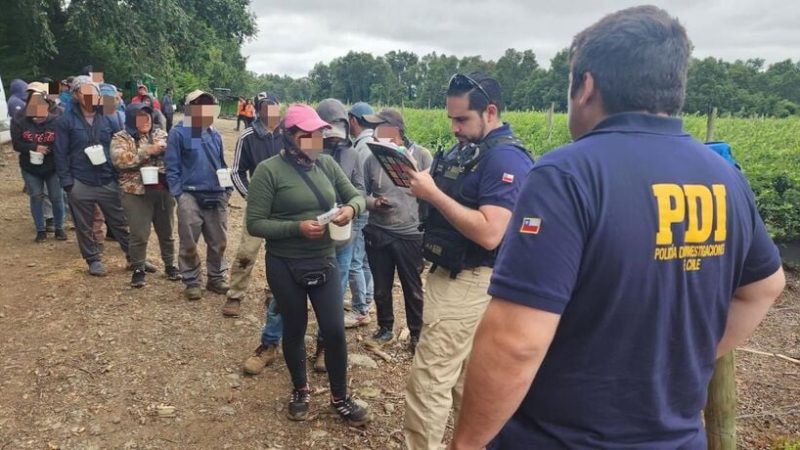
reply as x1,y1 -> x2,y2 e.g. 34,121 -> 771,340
502,173 -> 515,183
520,217 -> 542,234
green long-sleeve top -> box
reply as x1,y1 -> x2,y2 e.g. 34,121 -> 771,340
246,152 -> 365,259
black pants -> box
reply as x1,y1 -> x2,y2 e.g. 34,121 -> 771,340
164,114 -> 173,132
366,235 -> 424,337
267,254 -> 348,398
236,114 -> 245,130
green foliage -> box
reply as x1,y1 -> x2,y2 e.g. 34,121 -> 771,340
0,0 -> 256,101
772,438 -> 800,450
399,108 -> 800,241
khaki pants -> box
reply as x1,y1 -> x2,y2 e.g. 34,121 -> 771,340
176,193 -> 228,286
404,266 -> 492,450
227,214 -> 267,300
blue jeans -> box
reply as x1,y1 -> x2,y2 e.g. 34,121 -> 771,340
260,297 -> 283,346
21,170 -> 65,233
348,214 -> 374,315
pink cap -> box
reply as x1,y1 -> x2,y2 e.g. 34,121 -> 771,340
284,104 -> 331,132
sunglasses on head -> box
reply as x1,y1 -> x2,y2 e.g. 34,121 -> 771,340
448,73 -> 490,102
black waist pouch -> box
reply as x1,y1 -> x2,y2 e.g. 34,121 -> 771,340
422,228 -> 468,276
285,257 -> 336,288
363,224 -> 397,250
190,191 -> 225,209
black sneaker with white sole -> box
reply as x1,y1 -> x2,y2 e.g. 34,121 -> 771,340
130,268 -> 146,288
287,387 -> 311,421
331,396 -> 370,426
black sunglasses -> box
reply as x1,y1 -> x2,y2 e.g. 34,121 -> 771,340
448,73 -> 491,102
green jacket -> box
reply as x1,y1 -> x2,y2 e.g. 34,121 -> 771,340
246,152 -> 365,259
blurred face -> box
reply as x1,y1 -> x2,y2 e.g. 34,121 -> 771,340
26,93 -> 49,121
293,130 -> 324,156
135,111 -> 152,134
76,84 -> 100,111
446,94 -> 487,145
102,96 -> 117,115
375,124 -> 403,146
186,103 -> 216,129
137,86 -> 147,96
263,104 -> 280,129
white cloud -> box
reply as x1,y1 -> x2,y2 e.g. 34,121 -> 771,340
241,0 -> 800,77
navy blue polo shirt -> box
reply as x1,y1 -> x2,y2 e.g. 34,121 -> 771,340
488,113 -> 781,449
458,123 -> 535,267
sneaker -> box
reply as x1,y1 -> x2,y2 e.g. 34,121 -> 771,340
165,265 -> 181,281
243,344 -> 278,375
130,268 -> 146,288
206,279 -> 230,295
409,334 -> 420,354
35,231 -> 47,243
222,298 -> 241,317
371,327 -> 394,345
313,347 -> 326,373
344,311 -> 371,329
45,218 -> 54,233
184,285 -> 202,301
88,260 -> 107,277
287,387 -> 311,421
54,229 -> 67,241
331,396 -> 370,426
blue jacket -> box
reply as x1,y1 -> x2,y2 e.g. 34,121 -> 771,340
165,122 -> 228,197
54,106 -> 122,188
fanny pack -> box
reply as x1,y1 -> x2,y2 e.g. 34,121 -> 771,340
363,224 -> 397,250
285,257 -> 336,288
423,227 -> 469,278
190,191 -> 225,209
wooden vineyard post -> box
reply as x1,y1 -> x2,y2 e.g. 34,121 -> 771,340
703,104 -> 736,450
546,102 -> 555,142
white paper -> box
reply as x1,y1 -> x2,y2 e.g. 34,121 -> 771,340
316,206 -> 339,225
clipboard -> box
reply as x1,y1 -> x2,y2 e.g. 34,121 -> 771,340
367,141 -> 417,188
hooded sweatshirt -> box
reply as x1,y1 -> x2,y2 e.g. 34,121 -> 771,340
10,103 -> 63,177
110,104 -> 169,195
364,143 -> 432,236
7,79 -> 28,117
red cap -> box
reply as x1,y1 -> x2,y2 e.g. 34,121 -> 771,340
284,104 -> 330,132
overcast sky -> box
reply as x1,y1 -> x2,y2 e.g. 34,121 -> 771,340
241,0 -> 799,78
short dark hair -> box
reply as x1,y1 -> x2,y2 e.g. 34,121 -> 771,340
569,5 -> 691,115
348,113 -> 378,130
446,72 -> 503,115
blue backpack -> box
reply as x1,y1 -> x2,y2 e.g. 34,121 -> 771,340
705,141 -> 741,170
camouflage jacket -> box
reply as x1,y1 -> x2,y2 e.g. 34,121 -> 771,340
110,128 -> 169,195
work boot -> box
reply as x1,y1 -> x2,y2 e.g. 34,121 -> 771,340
371,327 -> 394,346
88,260 -> 106,277
184,285 -> 202,301
331,396 -> 370,427
54,229 -> 67,241
206,279 -> 230,295
313,347 -> 326,373
35,231 -> 47,243
243,344 -> 278,375
287,386 -> 311,421
222,298 -> 241,317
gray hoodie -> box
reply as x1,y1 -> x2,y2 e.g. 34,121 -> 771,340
364,143 -> 432,236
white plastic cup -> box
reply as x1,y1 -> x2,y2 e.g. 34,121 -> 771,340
140,166 -> 159,185
29,151 -> 45,165
84,145 -> 107,165
216,168 -> 233,188
329,221 -> 352,241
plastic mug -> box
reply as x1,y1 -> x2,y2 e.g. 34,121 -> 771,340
84,144 -> 107,165
216,168 -> 233,188
29,151 -> 45,165
140,166 -> 159,185
329,221 -> 352,241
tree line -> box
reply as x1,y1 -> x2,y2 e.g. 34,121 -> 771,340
3,1 -> 799,117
